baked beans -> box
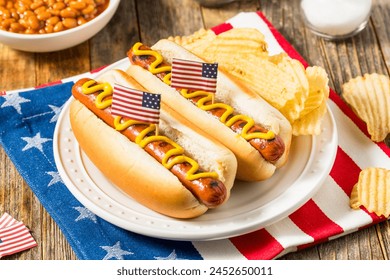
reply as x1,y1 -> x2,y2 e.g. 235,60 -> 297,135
0,0 -> 110,34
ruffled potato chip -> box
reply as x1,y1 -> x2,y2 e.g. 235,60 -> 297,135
274,56 -> 310,123
169,27 -> 268,59
168,28 -> 217,57
349,167 -> 390,217
342,73 -> 390,142
292,98 -> 328,135
349,184 -> 360,209
300,66 -> 329,117
291,66 -> 330,135
220,54 -> 306,122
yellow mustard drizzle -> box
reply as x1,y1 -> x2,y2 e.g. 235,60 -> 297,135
81,79 -> 218,181
132,42 -> 172,85
81,80 -> 113,110
132,43 -> 275,140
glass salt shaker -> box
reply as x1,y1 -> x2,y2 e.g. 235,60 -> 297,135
300,0 -> 372,40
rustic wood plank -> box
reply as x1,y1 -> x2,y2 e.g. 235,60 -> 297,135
371,0 -> 390,73
90,0 -> 139,68
280,247 -> 320,260
201,0 -> 260,28
36,44 -> 90,85
136,0 -> 204,43
316,20 -> 387,95
0,47 -> 36,90
0,146 -> 37,260
377,221 -> 390,260
369,225 -> 387,260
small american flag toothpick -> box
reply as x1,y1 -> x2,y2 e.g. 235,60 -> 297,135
111,83 -> 161,125
170,58 -> 218,93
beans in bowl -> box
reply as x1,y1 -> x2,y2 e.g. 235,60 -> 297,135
0,0 -> 110,34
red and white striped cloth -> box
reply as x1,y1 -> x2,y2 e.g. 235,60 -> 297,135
2,12 -> 388,260
0,213 -> 37,258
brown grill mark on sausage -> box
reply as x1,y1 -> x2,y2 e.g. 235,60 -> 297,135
72,78 -> 227,208
127,45 -> 285,163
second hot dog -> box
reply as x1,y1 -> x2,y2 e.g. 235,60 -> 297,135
126,39 -> 293,181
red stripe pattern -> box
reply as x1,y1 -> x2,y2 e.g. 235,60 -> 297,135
230,229 -> 284,260
35,80 -> 62,89
171,58 -> 218,93
330,147 -> 387,224
290,200 -> 344,250
210,22 -> 233,35
0,213 -> 37,258
0,213 -> 16,228
111,83 -> 161,124
330,147 -> 362,196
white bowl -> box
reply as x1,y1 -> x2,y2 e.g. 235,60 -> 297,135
0,0 -> 120,52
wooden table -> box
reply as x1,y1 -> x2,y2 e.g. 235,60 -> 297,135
1,0 -> 389,260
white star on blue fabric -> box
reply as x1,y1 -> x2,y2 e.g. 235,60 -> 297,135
73,206 -> 97,223
21,132 -> 51,153
21,103 -> 64,122
49,104 -> 63,123
46,171 -> 63,187
0,93 -> 31,114
154,250 -> 186,260
100,241 -> 133,260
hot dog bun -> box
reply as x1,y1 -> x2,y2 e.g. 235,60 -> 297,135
69,69 -> 237,219
126,39 -> 292,181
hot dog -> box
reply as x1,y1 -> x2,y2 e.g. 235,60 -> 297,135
126,39 -> 292,181
69,69 -> 237,218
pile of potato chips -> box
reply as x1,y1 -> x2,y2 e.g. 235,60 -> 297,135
169,28 -> 330,136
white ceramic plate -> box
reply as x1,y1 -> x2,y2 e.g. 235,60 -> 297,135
53,81 -> 337,241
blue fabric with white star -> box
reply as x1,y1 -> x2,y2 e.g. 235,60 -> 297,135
0,82 -> 202,260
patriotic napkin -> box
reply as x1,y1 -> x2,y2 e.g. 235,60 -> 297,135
0,11 -> 389,260
0,213 -> 37,258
